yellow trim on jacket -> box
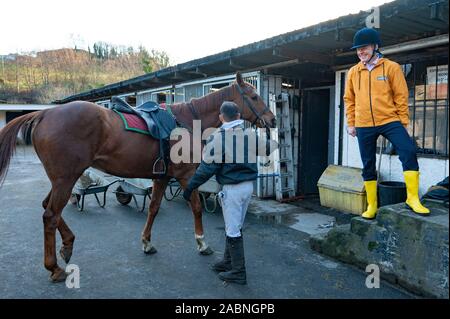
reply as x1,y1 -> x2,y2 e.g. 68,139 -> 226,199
344,57 -> 409,128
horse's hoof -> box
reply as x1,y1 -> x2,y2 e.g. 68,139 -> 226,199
199,246 -> 214,255
142,243 -> 157,255
60,247 -> 72,264
49,268 -> 67,283
144,246 -> 157,255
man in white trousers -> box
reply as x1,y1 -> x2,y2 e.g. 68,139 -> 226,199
183,101 -> 276,285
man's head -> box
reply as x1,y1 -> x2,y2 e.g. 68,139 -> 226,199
219,101 -> 241,123
351,28 -> 381,63
356,44 -> 378,64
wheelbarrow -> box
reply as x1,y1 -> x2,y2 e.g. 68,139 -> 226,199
114,178 -> 184,212
71,169 -> 120,212
114,178 -> 153,212
163,178 -> 182,201
161,177 -> 222,213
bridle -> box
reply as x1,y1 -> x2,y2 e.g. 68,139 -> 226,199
234,83 -> 273,131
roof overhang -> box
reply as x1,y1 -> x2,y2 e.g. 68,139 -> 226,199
56,0 -> 449,103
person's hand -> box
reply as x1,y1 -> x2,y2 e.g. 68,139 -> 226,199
183,188 -> 193,202
347,126 -> 356,137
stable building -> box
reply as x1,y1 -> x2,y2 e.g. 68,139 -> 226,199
57,0 -> 449,198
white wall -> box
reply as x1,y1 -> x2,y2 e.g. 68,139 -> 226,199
0,111 -> 5,129
338,70 -> 362,169
334,70 -> 348,165
328,86 -> 336,165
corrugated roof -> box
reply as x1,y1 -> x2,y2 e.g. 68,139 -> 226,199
56,0 -> 449,103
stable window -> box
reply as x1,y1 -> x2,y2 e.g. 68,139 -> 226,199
405,59 -> 448,157
203,73 -> 260,96
203,81 -> 231,95
151,90 -> 173,105
184,84 -> 203,102
174,87 -> 185,103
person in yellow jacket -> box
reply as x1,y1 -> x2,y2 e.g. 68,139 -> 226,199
344,27 -> 429,219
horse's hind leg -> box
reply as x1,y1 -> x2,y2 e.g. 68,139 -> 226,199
42,191 -> 51,209
43,190 -> 75,264
43,180 -> 76,282
141,177 -> 170,254
58,218 -> 75,264
177,178 -> 213,255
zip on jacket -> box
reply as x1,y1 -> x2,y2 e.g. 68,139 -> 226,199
368,69 -> 376,126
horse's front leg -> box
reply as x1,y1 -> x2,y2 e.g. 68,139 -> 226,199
178,178 -> 214,255
141,178 -> 169,254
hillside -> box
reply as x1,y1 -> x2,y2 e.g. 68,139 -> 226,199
0,43 -> 170,104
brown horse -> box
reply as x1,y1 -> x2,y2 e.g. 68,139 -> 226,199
0,73 -> 276,282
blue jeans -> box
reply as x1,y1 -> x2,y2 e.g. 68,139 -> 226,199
356,121 -> 419,181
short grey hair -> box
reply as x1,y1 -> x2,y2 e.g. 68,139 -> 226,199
220,101 -> 240,121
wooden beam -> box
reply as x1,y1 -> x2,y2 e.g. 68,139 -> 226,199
150,77 -> 163,83
242,58 -> 300,73
170,71 -> 191,81
298,52 -> 333,65
229,58 -> 245,69
186,67 -> 208,77
273,46 -> 333,65
272,47 -> 290,58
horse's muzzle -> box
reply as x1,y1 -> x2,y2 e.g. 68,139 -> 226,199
270,117 -> 277,128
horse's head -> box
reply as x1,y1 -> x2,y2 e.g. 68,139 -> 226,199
230,72 -> 276,129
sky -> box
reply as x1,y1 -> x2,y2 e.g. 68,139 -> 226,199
0,0 -> 393,65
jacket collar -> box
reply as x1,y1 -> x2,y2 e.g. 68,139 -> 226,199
220,119 -> 244,130
356,57 -> 385,71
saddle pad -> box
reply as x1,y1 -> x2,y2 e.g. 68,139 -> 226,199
114,110 -> 150,135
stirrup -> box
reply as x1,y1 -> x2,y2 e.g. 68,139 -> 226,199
153,157 -> 166,175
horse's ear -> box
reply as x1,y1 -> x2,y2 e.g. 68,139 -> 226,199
236,72 -> 244,86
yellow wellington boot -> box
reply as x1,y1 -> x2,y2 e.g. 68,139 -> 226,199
404,171 -> 430,215
362,180 -> 378,219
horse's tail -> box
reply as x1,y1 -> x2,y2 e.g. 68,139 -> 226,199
0,111 -> 44,186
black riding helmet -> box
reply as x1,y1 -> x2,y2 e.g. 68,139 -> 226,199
351,27 -> 381,49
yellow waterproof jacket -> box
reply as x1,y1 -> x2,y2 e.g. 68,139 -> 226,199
344,57 -> 409,127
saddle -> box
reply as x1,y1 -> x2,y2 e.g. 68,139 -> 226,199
110,96 -> 176,176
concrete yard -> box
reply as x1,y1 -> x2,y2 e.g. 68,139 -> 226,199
0,147 -> 414,299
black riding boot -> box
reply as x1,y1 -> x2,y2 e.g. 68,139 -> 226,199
218,236 -> 246,285
211,237 -> 231,272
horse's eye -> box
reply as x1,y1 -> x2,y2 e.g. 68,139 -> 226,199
251,96 -> 258,101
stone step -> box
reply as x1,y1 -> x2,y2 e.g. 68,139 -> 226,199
309,200 -> 449,298
350,216 -> 376,237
